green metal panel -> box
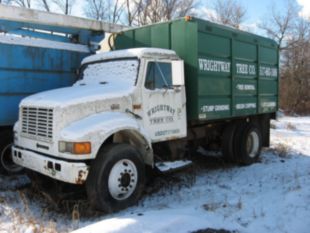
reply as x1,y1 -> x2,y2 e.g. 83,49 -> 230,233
170,20 -> 198,120
235,97 -> 257,116
199,77 -> 231,96
259,96 -> 278,113
114,17 -> 279,122
259,79 -> 278,95
234,41 -> 256,61
151,24 -> 170,49
234,79 -> 257,96
198,97 -> 231,120
135,27 -> 151,47
116,30 -> 134,48
260,46 -> 278,64
198,33 -> 230,57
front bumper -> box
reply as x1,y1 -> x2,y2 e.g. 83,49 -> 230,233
12,146 -> 89,184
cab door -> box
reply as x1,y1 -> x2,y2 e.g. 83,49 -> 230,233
142,60 -> 187,142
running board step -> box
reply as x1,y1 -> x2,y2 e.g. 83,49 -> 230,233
155,160 -> 192,173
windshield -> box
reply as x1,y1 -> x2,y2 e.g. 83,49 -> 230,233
75,59 -> 139,86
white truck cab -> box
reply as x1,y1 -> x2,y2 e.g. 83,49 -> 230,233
12,48 -> 187,212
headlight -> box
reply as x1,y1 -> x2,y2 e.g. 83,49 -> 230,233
59,141 -> 91,154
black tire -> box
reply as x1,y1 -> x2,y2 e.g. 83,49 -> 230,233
86,143 -> 145,213
0,130 -> 24,175
221,123 -> 238,162
234,123 -> 262,165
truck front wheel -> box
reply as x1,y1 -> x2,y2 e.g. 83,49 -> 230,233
234,123 -> 262,165
0,130 -> 24,174
86,143 -> 145,212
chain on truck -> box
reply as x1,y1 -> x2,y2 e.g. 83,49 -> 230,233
11,15 -> 279,212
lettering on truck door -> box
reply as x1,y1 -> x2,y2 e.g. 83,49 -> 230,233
142,60 -> 186,142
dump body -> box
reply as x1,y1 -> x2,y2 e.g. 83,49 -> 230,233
115,17 -> 279,121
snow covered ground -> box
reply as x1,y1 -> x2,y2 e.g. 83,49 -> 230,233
0,116 -> 309,233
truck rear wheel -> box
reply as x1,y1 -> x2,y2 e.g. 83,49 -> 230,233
86,143 -> 145,212
0,130 -> 23,174
234,123 -> 262,165
221,123 -> 238,162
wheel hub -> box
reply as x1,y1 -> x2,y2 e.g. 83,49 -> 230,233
108,159 -> 138,200
120,172 -> 131,187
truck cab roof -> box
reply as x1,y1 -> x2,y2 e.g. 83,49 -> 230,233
81,48 -> 179,65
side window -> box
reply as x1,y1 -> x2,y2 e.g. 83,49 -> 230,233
145,62 -> 172,90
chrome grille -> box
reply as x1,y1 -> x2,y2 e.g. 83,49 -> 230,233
21,107 -> 53,141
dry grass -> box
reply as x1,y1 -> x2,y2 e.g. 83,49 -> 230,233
202,197 -> 243,212
0,189 -> 71,233
286,122 -> 296,130
273,143 -> 290,158
270,122 -> 276,129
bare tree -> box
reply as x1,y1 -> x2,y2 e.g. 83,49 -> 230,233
84,0 -> 124,23
11,0 -> 31,8
129,0 -> 196,26
125,0 -> 138,26
135,0 -> 161,25
260,0 -> 310,114
84,0 -> 105,20
2,0 -> 48,10
37,0 -> 51,11
208,0 -> 246,29
110,0 -> 125,23
174,0 -> 196,17
280,18 -> 310,114
259,0 -> 298,50
53,0 -> 75,15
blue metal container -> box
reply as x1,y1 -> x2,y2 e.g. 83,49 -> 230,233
0,39 -> 88,126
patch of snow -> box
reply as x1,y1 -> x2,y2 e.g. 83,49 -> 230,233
155,160 -> 192,172
74,116 -> 310,233
0,116 -> 309,233
76,59 -> 139,86
21,84 -> 133,108
0,34 -> 90,53
82,48 -> 177,64
21,59 -> 138,108
271,117 -> 310,155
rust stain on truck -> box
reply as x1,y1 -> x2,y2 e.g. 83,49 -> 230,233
75,170 -> 88,184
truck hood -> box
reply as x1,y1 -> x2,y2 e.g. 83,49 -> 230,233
20,83 -> 134,137
20,83 -> 134,108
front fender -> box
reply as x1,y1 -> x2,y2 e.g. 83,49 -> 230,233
59,112 -> 151,160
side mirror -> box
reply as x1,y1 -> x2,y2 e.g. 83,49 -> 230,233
172,60 -> 185,86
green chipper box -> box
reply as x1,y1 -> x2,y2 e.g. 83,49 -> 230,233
115,17 -> 279,122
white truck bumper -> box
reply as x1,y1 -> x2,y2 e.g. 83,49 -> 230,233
12,146 -> 89,184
